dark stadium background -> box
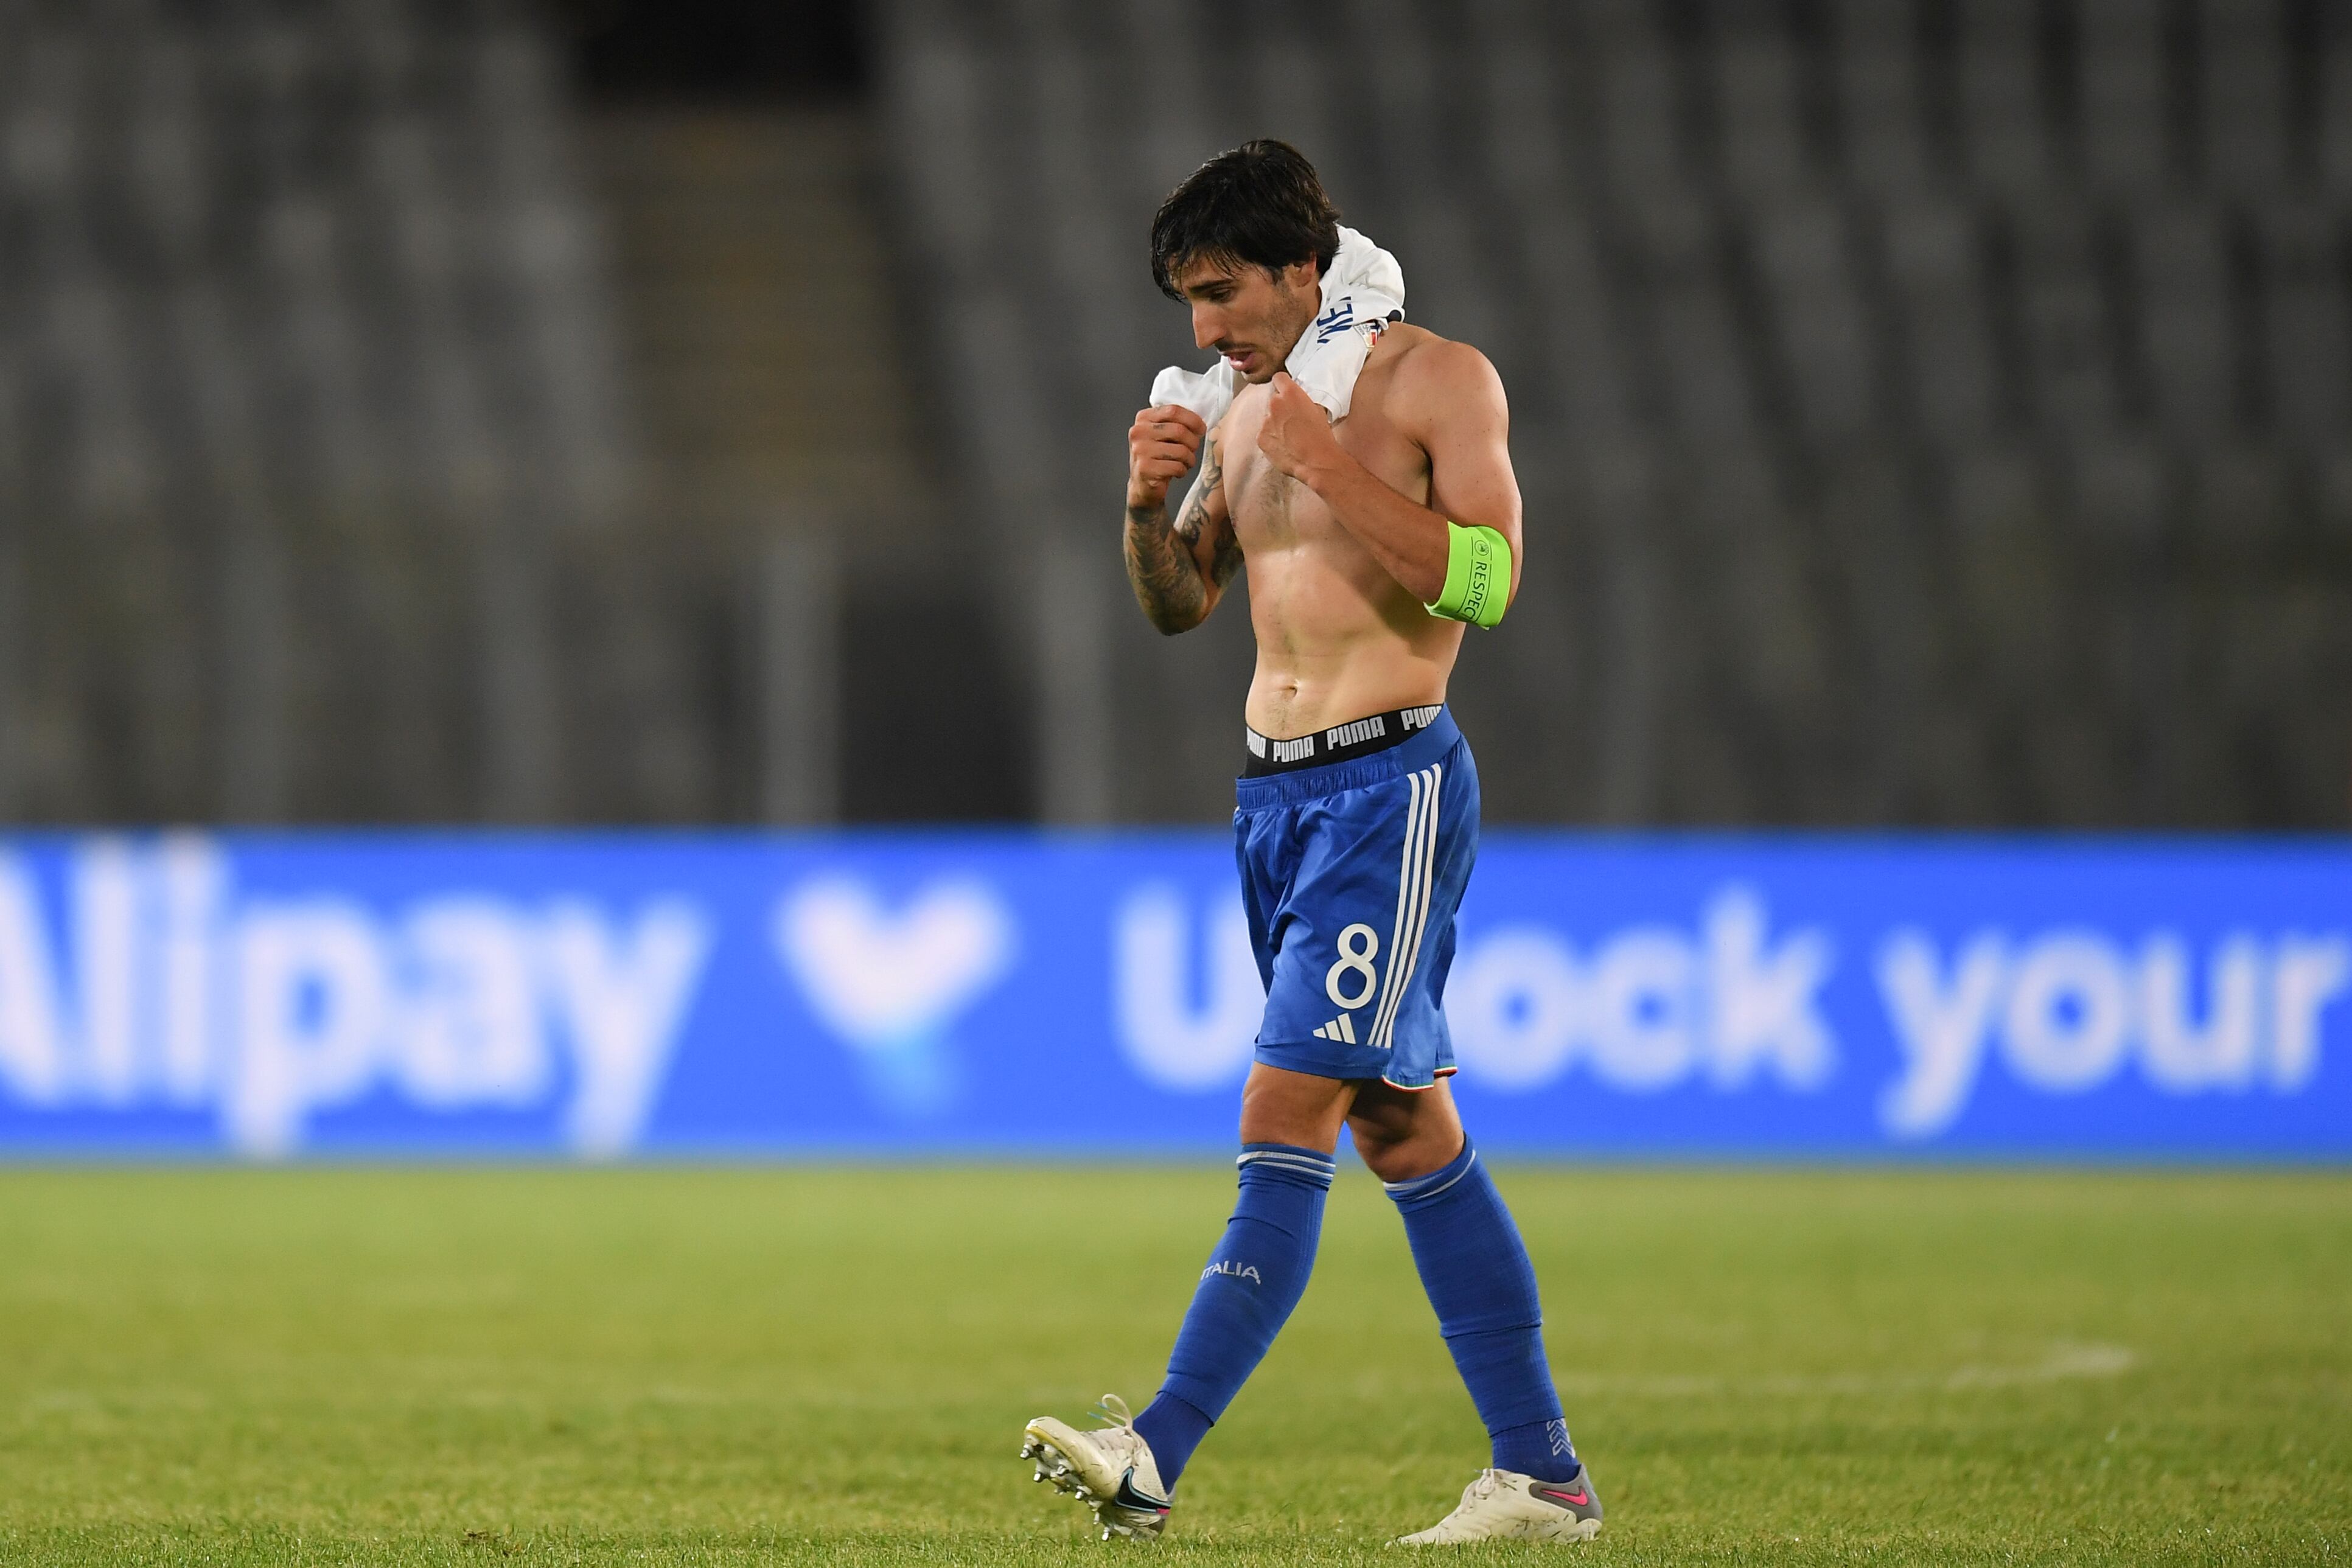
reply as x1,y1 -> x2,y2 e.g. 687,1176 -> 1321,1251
7,0 -> 2348,832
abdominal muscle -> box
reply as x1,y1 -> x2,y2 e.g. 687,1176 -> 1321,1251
1244,573 -> 1461,740
1226,410 -> 1465,740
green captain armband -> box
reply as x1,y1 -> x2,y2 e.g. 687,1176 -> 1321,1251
1425,521 -> 1511,628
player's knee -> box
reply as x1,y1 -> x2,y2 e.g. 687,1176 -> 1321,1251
1350,1119 -> 1457,1184
1351,1131 -> 1411,1183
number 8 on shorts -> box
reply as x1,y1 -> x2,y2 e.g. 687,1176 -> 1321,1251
1326,924 -> 1380,1008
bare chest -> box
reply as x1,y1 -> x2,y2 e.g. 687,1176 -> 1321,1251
1221,396 -> 1429,554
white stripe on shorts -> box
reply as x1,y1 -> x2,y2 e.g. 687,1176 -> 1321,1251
1370,763 -> 1443,1054
1368,767 -> 1427,1052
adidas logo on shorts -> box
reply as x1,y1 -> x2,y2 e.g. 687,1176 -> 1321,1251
1311,1014 -> 1358,1044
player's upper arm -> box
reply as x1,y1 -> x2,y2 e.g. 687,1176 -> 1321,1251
1408,341 -> 1523,607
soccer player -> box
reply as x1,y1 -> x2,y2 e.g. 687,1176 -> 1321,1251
1020,141 -> 1601,1546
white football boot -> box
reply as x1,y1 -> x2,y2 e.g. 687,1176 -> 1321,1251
1392,1466 -> 1604,1545
1019,1394 -> 1174,1541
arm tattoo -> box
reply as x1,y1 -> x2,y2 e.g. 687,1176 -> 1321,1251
1195,439 -> 1243,589
1179,439 -> 1244,589
1209,524 -> 1243,589
1125,498 -> 1204,634
1172,437 -> 1221,546
1125,436 -> 1224,633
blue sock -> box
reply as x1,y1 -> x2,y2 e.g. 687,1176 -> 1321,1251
1133,1143 -> 1335,1491
1386,1138 -> 1583,1485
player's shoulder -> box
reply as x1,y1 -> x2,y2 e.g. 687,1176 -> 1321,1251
1379,324 -> 1501,387
1371,324 -> 1507,423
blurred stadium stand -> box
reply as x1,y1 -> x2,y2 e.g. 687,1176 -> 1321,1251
0,0 -> 655,821
2,0 -> 2348,828
0,0 -> 1021,825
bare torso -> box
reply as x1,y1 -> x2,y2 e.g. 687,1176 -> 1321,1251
1217,325 -> 1464,739
1123,293 -> 1518,747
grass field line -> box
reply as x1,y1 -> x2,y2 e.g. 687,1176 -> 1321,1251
9,1342 -> 2138,1426
1551,1339 -> 2135,1399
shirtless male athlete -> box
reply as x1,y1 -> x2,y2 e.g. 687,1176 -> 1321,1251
1019,142 -> 1601,1547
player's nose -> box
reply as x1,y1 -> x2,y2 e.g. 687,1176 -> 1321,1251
1191,304 -> 1224,350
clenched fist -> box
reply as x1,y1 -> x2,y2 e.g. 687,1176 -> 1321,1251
1128,404 -> 1207,511
1257,372 -> 1339,484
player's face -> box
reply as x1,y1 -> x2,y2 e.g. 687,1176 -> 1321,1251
1173,256 -> 1322,383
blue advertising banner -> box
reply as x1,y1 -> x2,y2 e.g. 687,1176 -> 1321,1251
0,832 -> 2344,1160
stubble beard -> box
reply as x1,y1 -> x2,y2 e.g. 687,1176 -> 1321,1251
1238,291 -> 1321,384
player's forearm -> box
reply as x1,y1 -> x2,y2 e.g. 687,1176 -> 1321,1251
1123,503 -> 1211,635
1297,450 -> 1453,604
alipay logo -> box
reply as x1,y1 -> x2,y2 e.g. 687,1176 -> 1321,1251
0,837 -> 711,1158
771,875 -> 1016,1118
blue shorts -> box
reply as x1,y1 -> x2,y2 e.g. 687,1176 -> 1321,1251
1234,706 -> 1479,1090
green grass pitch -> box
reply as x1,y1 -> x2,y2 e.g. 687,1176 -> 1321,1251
1,1166 -> 2347,1566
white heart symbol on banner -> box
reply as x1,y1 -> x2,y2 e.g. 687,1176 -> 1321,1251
772,876 -> 1017,1047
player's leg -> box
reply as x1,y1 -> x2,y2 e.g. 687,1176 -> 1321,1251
1355,1080 -> 1602,1543
1021,1064 -> 1349,1538
1127,1062 -> 1351,1486
1353,1079 -> 1585,1474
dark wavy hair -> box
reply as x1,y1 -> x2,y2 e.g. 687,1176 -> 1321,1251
1149,140 -> 1342,302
